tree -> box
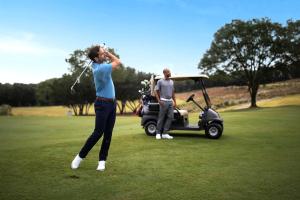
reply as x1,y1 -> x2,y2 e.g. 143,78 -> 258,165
199,18 -> 284,107
0,83 -> 36,106
113,65 -> 151,114
283,20 -> 300,78
65,49 -> 95,115
36,78 -> 57,106
0,83 -> 13,105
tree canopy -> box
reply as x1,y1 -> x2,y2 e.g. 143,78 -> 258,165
199,18 -> 300,107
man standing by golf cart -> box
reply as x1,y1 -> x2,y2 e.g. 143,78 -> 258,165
155,68 -> 176,140
71,45 -> 121,171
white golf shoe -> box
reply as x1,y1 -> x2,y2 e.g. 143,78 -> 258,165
162,134 -> 173,139
96,161 -> 106,171
71,154 -> 83,169
156,134 -> 161,140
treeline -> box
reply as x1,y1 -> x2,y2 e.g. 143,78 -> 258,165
1,59 -> 298,111
0,66 -> 151,115
0,83 -> 37,106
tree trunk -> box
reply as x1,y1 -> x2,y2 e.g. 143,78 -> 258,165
84,103 -> 91,115
249,84 -> 259,108
250,89 -> 258,107
79,104 -> 84,115
71,104 -> 78,116
120,100 -> 127,115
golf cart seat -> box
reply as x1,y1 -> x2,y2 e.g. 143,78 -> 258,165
173,109 -> 189,127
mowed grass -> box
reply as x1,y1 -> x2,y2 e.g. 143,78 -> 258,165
1,106 -> 300,200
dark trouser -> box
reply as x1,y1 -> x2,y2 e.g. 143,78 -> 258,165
79,100 -> 116,161
156,101 -> 174,135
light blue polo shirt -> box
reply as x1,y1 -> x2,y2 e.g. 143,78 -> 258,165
92,62 -> 115,99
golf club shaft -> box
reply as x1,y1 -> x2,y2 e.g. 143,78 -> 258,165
70,60 -> 92,92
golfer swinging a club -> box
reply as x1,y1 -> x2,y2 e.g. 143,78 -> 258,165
71,45 -> 121,171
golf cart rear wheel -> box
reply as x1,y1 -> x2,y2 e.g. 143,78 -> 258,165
145,122 -> 157,136
205,123 -> 223,139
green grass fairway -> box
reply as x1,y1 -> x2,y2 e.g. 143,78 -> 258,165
1,106 -> 300,200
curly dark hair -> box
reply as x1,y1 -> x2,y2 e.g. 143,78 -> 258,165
87,45 -> 100,62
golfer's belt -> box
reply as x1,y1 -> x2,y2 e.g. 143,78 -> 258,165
96,96 -> 115,102
160,98 -> 173,102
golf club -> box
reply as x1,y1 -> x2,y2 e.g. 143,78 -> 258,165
70,43 -> 108,94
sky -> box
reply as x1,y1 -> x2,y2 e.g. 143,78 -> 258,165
0,0 -> 299,84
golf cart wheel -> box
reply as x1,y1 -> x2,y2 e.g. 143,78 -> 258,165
205,123 -> 223,139
145,122 -> 157,136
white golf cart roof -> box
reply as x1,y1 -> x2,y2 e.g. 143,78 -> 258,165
154,74 -> 209,81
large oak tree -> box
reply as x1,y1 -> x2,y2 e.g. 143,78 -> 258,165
199,18 -> 287,107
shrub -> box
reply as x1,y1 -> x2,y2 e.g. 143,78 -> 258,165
0,104 -> 12,115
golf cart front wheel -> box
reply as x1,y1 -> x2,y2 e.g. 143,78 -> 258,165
145,122 -> 157,136
205,123 -> 223,139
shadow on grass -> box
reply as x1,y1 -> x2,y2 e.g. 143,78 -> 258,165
169,133 -> 206,138
66,175 -> 80,179
138,132 -> 206,138
170,132 -> 229,140
138,132 -> 228,140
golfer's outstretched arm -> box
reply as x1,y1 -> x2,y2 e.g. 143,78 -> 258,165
105,50 -> 121,70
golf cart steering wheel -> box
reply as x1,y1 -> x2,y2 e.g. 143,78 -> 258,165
186,94 -> 195,102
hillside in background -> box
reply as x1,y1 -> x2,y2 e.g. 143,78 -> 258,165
176,79 -> 300,111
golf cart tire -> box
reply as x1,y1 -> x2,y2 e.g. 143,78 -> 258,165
205,123 -> 223,139
145,121 -> 157,136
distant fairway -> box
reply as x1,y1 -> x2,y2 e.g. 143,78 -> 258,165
11,105 -> 73,117
1,106 -> 300,200
219,94 -> 300,111
11,103 -> 138,117
11,94 -> 300,117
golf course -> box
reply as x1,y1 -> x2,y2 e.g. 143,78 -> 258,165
1,104 -> 300,200
1,1 -> 300,199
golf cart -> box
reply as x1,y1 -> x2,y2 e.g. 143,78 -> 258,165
137,75 -> 223,139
